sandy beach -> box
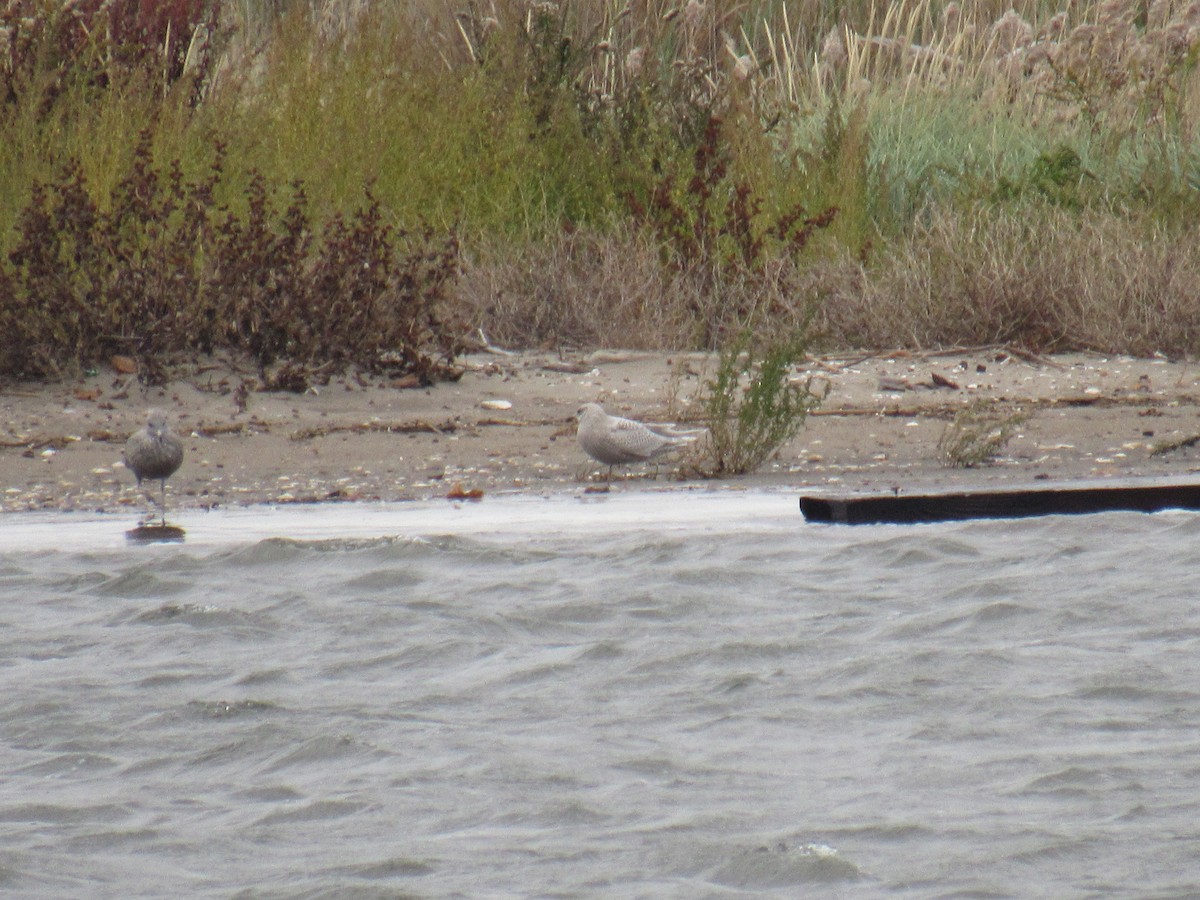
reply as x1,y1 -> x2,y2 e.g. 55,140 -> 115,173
3,347 -> 1200,517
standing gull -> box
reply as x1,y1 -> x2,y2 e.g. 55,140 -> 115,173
124,409 -> 185,525
576,403 -> 699,481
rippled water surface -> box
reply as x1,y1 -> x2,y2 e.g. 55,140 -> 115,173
3,490 -> 1200,898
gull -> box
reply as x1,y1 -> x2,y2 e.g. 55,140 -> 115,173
123,409 -> 185,525
576,403 -> 700,481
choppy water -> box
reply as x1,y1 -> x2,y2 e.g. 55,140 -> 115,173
3,490 -> 1200,898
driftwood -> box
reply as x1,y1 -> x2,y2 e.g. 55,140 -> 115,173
288,415 -> 569,440
0,435 -> 76,450
812,392 -> 1189,420
810,343 -> 1068,369
802,477 -> 1200,525
1150,434 -> 1200,457
289,420 -> 461,441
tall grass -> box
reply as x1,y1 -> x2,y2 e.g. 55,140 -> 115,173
3,0 -> 1200,378
216,9 -> 618,234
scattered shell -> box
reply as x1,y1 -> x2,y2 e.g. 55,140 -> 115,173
481,399 -> 512,410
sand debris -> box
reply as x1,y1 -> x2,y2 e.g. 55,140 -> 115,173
290,419 -> 463,441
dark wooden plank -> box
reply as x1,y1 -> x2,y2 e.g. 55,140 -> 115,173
800,478 -> 1200,525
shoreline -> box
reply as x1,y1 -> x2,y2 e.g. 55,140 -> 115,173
4,349 -> 1200,517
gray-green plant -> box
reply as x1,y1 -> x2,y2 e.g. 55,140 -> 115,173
937,402 -> 1027,468
699,331 -> 824,475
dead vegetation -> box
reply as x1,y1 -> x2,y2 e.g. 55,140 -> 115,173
937,401 -> 1028,467
459,202 -> 1200,358
806,204 -> 1200,358
0,130 -> 464,384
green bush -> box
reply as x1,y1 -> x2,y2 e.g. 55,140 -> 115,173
699,330 -> 824,476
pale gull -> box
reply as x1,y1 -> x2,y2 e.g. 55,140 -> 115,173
576,403 -> 699,480
123,409 -> 185,524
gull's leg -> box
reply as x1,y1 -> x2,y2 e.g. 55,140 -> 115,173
159,479 -> 167,526
139,478 -> 154,526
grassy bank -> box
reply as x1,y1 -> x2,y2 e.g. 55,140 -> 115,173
2,0 -> 1200,381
